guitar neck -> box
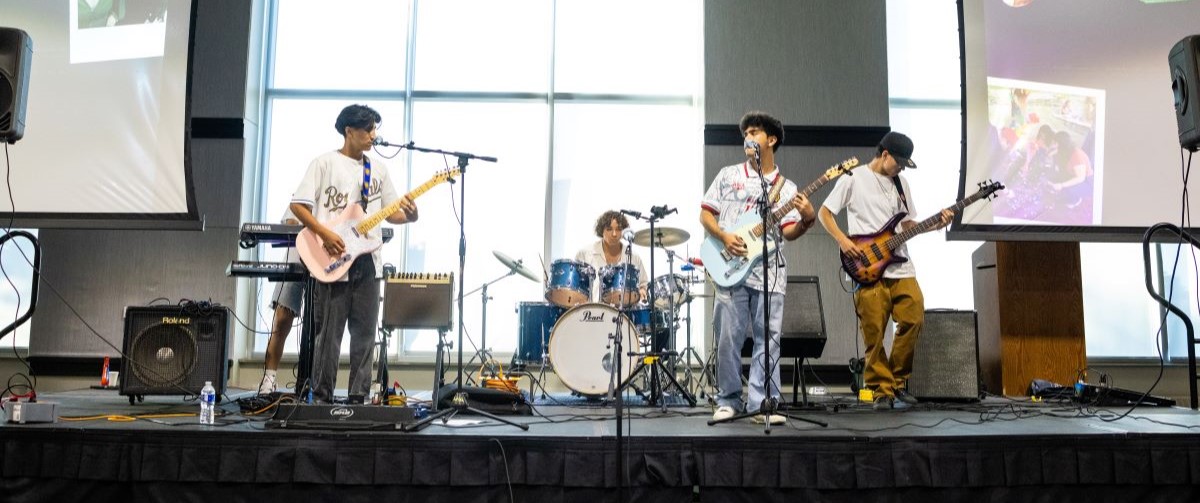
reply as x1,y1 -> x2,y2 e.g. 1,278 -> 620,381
354,173 -> 448,234
886,189 -> 989,250
750,172 -> 836,238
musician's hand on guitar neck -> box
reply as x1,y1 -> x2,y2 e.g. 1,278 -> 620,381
722,232 -> 748,257
936,209 -> 953,230
318,228 -> 346,257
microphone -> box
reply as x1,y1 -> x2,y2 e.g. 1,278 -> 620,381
622,229 -> 635,243
372,137 -> 407,148
620,209 -> 642,219
650,205 -> 677,218
743,139 -> 761,153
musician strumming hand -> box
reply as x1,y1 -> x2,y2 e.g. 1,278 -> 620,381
817,131 -> 950,411
701,111 -> 817,425
289,104 -> 418,404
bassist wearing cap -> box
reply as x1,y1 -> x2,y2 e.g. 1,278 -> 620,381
817,131 -> 951,411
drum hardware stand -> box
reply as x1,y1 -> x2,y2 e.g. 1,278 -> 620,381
399,146 -> 527,432
371,328 -> 395,404
620,208 -> 697,409
520,323 -> 556,403
674,262 -> 706,395
708,147 -> 826,432
462,267 -> 525,384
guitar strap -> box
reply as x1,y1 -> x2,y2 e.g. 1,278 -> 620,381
891,175 -> 909,213
360,155 -> 372,210
767,173 -> 784,205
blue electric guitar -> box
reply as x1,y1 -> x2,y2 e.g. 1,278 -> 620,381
700,158 -> 859,288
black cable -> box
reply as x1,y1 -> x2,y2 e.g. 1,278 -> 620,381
490,438 -> 515,503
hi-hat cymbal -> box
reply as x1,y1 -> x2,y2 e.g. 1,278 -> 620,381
493,251 -> 541,282
632,227 -> 691,247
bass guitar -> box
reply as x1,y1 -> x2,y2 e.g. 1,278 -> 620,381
701,158 -> 859,288
840,180 -> 1003,286
297,168 -> 460,283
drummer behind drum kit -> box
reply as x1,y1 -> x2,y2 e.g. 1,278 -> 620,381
511,226 -> 707,404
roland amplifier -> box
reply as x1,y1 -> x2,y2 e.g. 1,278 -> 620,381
383,272 -> 453,330
119,305 -> 230,398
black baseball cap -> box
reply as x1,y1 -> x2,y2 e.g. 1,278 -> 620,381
879,131 -> 917,169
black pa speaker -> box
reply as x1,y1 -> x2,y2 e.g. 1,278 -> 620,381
1170,34 -> 1200,151
742,276 -> 827,359
907,310 -> 981,402
119,306 -> 230,398
0,27 -> 31,144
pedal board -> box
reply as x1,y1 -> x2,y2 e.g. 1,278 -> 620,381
266,403 -> 418,430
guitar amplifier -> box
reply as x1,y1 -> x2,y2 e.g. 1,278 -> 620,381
383,272 -> 453,330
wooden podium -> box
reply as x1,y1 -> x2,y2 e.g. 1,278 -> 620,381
972,242 -> 1087,396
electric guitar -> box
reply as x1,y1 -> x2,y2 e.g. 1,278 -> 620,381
840,180 -> 1004,286
297,168 -> 460,283
701,158 -> 860,288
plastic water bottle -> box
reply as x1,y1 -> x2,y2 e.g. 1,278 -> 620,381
199,381 -> 216,425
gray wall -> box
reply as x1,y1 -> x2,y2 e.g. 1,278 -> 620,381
28,0 -> 263,360
703,0 -> 890,366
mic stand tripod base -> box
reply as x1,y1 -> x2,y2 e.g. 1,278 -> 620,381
707,398 -> 828,433
405,388 -> 531,432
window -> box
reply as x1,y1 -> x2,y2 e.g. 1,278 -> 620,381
253,0 -> 704,361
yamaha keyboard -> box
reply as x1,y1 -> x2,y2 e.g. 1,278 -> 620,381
226,260 -> 307,282
239,222 -> 393,249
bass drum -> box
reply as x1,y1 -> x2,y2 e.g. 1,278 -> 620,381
549,303 -> 641,397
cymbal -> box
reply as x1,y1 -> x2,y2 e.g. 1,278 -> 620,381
493,251 -> 541,282
632,227 -> 691,247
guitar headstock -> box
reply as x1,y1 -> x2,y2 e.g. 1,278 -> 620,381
434,168 -> 462,184
824,157 -> 860,179
977,179 -> 1005,199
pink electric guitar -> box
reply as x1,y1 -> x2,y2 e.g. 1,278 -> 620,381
297,168 -> 459,283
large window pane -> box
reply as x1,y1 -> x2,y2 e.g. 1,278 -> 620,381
272,0 -> 411,90
397,101 -> 550,355
1085,242 -> 1163,358
0,231 -> 37,349
551,103 -> 706,352
412,0 -> 552,93
554,0 -> 701,95
885,0 -> 960,101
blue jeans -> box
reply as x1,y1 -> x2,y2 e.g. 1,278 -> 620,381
714,284 -> 783,413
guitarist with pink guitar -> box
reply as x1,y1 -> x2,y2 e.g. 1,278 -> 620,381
289,104 -> 419,405
817,131 -> 951,412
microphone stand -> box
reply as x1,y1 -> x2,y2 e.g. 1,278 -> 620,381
708,151 -> 826,433
604,235 -> 637,502
404,149 -> 526,432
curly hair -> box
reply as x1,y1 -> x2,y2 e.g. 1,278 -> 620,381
739,111 -> 784,152
594,210 -> 629,237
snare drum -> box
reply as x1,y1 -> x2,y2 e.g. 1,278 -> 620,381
515,302 -> 565,363
650,274 -> 691,310
599,264 -> 641,307
549,303 -> 640,396
545,259 -> 594,308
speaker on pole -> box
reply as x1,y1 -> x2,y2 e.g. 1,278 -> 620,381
907,309 -> 981,402
0,27 -> 31,144
1170,34 -> 1200,151
119,306 -> 230,403
740,275 -> 827,359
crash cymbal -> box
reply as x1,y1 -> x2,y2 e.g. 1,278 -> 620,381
493,251 -> 541,282
632,227 -> 691,247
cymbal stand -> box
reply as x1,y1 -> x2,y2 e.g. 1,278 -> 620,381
402,147 -> 527,432
523,319 -> 555,403
621,208 -> 696,409
462,269 -> 521,384
675,262 -> 706,394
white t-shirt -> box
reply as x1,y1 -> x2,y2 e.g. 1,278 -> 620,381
701,162 -> 801,294
574,240 -> 650,301
822,167 -> 918,278
291,150 -> 401,279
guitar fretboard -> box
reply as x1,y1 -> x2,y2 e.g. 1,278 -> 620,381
883,186 -> 997,251
354,169 -> 459,234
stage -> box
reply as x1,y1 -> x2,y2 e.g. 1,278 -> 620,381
2,387 -> 1200,502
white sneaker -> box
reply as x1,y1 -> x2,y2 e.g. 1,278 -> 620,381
712,406 -> 736,421
258,373 -> 276,395
752,413 -> 786,425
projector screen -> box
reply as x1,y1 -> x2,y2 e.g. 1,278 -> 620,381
956,0 -> 1200,242
0,0 -> 198,230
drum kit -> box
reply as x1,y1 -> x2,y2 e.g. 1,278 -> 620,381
509,225 -> 710,406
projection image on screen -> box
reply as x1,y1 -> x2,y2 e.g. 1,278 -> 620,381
958,0 -> 1200,241
0,0 -> 197,229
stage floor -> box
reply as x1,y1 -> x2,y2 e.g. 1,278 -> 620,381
4,387 -> 1200,502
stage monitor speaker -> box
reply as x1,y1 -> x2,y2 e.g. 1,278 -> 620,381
742,275 -> 827,359
383,272 -> 453,331
119,305 -> 230,397
0,27 -> 32,144
908,309 -> 981,402
1170,34 -> 1200,151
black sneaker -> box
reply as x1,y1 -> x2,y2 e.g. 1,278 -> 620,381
894,389 -> 919,406
872,395 -> 893,411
